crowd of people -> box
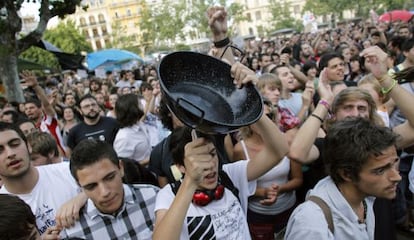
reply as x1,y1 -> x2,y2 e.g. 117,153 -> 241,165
0,5 -> 414,240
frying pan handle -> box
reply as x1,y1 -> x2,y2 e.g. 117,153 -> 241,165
176,97 -> 205,127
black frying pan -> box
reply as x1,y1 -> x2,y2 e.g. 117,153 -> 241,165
158,51 -> 263,134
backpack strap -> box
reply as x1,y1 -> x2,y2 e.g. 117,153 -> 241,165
307,196 -> 334,234
170,180 -> 181,195
218,170 -> 240,203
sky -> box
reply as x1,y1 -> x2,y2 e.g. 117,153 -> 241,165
20,1 -> 40,19
19,1 -> 59,28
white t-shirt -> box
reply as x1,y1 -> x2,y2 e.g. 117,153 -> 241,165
154,160 -> 256,240
0,162 -> 80,235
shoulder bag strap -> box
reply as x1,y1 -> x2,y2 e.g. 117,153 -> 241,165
307,195 -> 334,234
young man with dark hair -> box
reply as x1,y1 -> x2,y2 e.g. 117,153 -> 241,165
318,52 -> 357,89
153,9 -> 289,238
0,194 -> 41,240
286,118 -> 401,239
16,118 -> 37,136
61,139 -> 158,239
258,53 -> 272,75
0,122 -> 82,238
153,103 -> 288,239
289,46 -> 414,240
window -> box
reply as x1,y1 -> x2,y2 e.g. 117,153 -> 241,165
255,11 -> 261,21
98,14 -> 105,23
101,26 -> 108,35
293,5 -> 300,14
257,25 -> 264,37
246,13 -> 251,21
83,29 -> 89,37
80,17 -> 86,26
115,12 -> 119,18
92,28 -> 98,37
96,40 -> 102,50
249,27 -> 254,35
104,39 -> 110,47
89,16 -> 96,25
127,9 -> 131,16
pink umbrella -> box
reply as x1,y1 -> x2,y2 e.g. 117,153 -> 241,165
379,10 -> 413,23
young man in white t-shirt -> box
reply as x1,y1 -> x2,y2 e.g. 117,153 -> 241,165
152,43 -> 289,240
0,122 -> 83,239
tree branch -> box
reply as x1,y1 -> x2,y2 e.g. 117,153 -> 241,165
4,0 -> 23,34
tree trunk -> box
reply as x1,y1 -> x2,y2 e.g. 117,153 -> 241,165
0,54 -> 25,103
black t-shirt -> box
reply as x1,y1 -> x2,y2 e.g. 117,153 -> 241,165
66,116 -> 120,149
148,135 -> 176,183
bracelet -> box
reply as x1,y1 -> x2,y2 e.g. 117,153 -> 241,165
318,99 -> 331,111
381,79 -> 397,94
311,113 -> 324,123
213,37 -> 230,48
377,75 -> 389,83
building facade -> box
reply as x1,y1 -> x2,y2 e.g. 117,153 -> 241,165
234,0 -> 355,37
67,0 -> 145,51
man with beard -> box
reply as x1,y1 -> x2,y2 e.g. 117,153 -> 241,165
298,42 -> 316,65
66,94 -> 119,157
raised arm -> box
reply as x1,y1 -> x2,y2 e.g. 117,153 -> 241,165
296,81 -> 314,122
20,71 -> 56,117
230,62 -> 289,180
207,6 -> 235,65
288,68 -> 333,164
361,46 -> 414,148
153,138 -> 215,240
280,53 -> 308,85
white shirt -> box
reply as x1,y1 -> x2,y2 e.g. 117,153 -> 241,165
113,122 -> 152,163
154,160 -> 256,240
0,162 -> 80,235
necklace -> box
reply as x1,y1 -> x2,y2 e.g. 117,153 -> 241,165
357,200 -> 367,224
